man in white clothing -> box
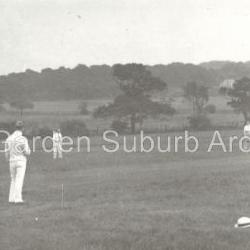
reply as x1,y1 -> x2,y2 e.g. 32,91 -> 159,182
53,128 -> 63,159
243,121 -> 250,150
5,121 -> 31,203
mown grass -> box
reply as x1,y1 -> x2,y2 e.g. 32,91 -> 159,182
0,97 -> 244,134
0,131 -> 250,250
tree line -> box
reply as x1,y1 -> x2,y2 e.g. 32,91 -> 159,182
93,64 -> 250,133
1,63 -> 250,133
1,61 -> 250,101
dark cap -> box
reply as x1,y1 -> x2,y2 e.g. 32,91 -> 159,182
15,120 -> 24,129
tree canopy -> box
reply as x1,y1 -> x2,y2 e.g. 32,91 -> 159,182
220,77 -> 250,124
10,99 -> 34,118
94,63 -> 175,133
183,81 -> 209,115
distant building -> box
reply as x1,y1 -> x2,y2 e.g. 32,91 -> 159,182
219,79 -> 236,90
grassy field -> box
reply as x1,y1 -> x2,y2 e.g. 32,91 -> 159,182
1,130 -> 250,250
0,96 -> 245,133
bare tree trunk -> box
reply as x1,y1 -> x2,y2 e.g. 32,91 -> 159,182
130,114 -> 136,134
192,97 -> 196,115
242,110 -> 248,125
20,108 -> 23,119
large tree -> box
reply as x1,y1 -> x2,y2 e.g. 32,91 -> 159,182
219,77 -> 250,124
94,63 -> 175,133
183,81 -> 209,115
10,99 -> 34,118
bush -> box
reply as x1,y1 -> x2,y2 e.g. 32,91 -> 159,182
79,102 -> 89,115
188,115 -> 211,130
39,126 -> 53,138
205,104 -> 216,114
23,124 -> 52,139
60,119 -> 89,137
0,121 -> 16,139
111,120 -> 128,134
0,104 -> 6,112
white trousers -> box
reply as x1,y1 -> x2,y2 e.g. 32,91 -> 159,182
53,143 -> 62,159
9,160 -> 26,203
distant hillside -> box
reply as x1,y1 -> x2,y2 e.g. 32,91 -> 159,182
199,61 -> 233,70
0,65 -> 118,101
149,63 -> 217,88
1,61 -> 250,101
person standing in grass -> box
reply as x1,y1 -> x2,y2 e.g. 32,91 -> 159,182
53,128 -> 63,159
5,121 -> 31,204
243,121 -> 250,150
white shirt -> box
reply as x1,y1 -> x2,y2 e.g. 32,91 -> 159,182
5,130 -> 31,162
244,124 -> 250,136
53,131 -> 62,144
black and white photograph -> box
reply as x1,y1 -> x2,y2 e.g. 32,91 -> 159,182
2,0 -> 250,249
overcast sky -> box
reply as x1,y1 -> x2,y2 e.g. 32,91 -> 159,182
1,0 -> 250,74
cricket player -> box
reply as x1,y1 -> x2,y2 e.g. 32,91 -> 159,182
53,128 -> 63,159
243,121 -> 250,150
5,121 -> 31,203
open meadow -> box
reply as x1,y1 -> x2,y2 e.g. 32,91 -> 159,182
1,130 -> 250,250
0,95 -> 245,134
3,1 -> 250,249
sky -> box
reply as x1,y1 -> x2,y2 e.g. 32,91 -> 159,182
1,0 -> 250,74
